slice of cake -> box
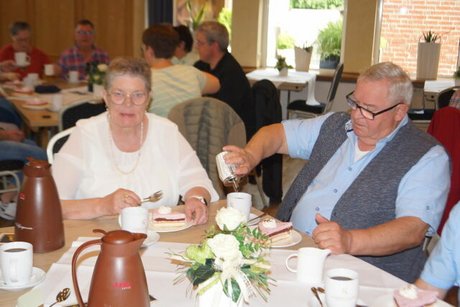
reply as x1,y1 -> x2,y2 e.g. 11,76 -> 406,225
258,218 -> 293,243
151,206 -> 186,228
393,284 -> 438,307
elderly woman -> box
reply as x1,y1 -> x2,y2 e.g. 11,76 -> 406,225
52,57 -> 218,222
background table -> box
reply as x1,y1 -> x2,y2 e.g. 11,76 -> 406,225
246,68 -> 319,106
1,79 -> 99,147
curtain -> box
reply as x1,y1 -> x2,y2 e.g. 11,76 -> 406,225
148,0 -> 173,25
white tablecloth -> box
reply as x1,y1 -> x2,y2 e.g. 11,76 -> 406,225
19,237 -> 407,307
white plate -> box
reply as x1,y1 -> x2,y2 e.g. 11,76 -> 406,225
149,220 -> 193,233
142,230 -> 160,247
0,267 -> 45,291
271,230 -> 302,248
22,103 -> 49,110
16,62 -> 30,68
370,294 -> 451,307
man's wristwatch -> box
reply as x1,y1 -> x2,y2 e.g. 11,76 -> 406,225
187,195 -> 208,206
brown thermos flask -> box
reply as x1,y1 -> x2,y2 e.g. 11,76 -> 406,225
14,159 -> 65,253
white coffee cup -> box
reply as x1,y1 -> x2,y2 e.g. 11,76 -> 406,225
227,192 -> 252,221
44,64 -> 54,76
285,247 -> 331,284
14,52 -> 30,66
27,73 -> 39,85
119,206 -> 149,234
51,93 -> 63,112
325,268 -> 359,307
0,241 -> 33,286
68,70 -> 79,83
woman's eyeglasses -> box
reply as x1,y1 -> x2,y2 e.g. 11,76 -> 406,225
108,90 -> 147,105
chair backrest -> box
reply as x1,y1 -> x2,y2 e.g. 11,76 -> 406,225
47,127 -> 75,164
59,100 -> 106,131
324,62 -> 344,113
437,87 -> 455,109
249,79 -> 281,139
427,107 -> 460,234
168,97 -> 246,198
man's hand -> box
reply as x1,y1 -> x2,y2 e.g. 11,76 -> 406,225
222,145 -> 257,176
0,129 -> 25,142
312,214 -> 353,254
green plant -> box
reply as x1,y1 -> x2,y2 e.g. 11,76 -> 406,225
316,20 -> 342,60
217,7 -> 232,38
169,207 -> 273,304
186,0 -> 210,30
290,0 -> 344,9
422,30 -> 440,43
296,42 -> 313,53
277,33 -> 295,50
275,56 -> 293,71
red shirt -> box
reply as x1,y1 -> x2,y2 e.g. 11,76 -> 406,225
0,44 -> 50,79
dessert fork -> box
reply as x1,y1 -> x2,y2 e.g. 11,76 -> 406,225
140,190 -> 163,204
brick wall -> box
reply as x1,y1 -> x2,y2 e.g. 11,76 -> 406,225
380,0 -> 460,78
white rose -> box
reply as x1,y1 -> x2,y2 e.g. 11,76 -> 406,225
215,207 -> 245,231
97,64 -> 108,72
207,233 -> 242,263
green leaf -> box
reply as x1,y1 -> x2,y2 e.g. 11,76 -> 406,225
187,264 -> 215,286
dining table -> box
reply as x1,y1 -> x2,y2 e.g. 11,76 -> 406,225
0,201 -> 417,307
1,77 -> 100,147
246,68 -> 319,106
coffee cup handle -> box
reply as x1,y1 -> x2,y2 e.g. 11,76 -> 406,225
285,253 -> 298,272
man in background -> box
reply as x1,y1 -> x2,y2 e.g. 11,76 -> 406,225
0,21 -> 50,79
194,21 -> 253,138
58,19 -> 109,80
172,25 -> 198,66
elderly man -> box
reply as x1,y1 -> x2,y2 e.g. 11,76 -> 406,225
224,62 -> 450,282
58,19 -> 109,80
0,21 -> 50,79
193,21 -> 253,137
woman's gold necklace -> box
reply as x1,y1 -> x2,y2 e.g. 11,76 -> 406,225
108,115 -> 144,175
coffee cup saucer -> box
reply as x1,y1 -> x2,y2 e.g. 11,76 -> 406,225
142,230 -> 160,248
0,267 -> 46,291
16,61 -> 30,68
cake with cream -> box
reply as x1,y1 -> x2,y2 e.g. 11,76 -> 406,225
258,218 -> 293,243
393,284 -> 438,307
151,206 -> 186,228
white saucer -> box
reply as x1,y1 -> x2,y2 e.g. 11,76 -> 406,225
142,230 -> 160,247
16,62 -> 30,68
0,267 -> 45,291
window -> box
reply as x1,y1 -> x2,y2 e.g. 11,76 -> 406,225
265,0 -> 344,69
376,0 -> 460,78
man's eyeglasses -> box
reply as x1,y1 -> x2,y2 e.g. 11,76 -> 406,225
76,30 -> 94,36
346,91 -> 402,120
108,90 -> 147,105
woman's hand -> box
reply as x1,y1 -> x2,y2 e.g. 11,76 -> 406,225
101,188 -> 141,216
184,197 -> 208,225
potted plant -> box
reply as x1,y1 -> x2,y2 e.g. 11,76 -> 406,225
316,20 -> 342,69
416,30 -> 441,80
275,55 -> 293,76
294,43 -> 313,72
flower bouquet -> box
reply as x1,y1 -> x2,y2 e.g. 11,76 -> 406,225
86,62 -> 108,93
170,207 -> 273,306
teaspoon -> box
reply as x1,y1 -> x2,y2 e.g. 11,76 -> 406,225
49,287 -> 71,307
